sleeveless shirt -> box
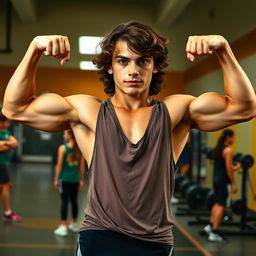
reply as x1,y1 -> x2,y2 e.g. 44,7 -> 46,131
81,99 -> 175,245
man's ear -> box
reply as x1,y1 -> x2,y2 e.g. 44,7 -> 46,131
108,66 -> 113,74
153,67 -> 158,74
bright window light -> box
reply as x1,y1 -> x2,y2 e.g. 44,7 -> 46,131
79,61 -> 98,70
79,36 -> 103,54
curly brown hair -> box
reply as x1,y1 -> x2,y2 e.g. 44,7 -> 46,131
93,21 -> 169,96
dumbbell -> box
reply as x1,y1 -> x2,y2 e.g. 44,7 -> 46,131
241,154 -> 254,169
202,146 -> 214,159
205,190 -> 216,210
179,178 -> 195,198
230,199 -> 243,215
233,152 -> 243,163
174,174 -> 186,193
185,185 -> 207,209
233,153 -> 254,169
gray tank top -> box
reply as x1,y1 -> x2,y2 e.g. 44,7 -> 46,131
81,98 -> 175,245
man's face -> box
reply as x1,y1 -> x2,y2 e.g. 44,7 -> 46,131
108,40 -> 157,97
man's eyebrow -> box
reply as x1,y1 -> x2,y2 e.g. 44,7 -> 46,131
114,55 -> 151,59
115,55 -> 129,59
138,55 -> 151,59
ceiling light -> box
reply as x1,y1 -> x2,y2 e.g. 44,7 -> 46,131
79,36 -> 103,54
79,61 -> 98,70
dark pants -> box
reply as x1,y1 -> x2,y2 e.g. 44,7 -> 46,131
76,230 -> 174,256
214,178 -> 229,206
59,181 -> 79,220
0,164 -> 10,184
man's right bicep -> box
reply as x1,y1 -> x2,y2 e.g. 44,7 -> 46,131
3,93 -> 75,132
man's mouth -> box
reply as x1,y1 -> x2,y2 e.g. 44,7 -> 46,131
124,80 -> 143,86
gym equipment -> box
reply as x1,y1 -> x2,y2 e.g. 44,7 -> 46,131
241,154 -> 254,169
231,199 -> 243,215
174,171 -> 216,212
233,153 -> 254,169
202,146 -> 214,159
185,185 -> 208,209
179,178 -> 195,198
205,189 -> 216,210
174,174 -> 186,193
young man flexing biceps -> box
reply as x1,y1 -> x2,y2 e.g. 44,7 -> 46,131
2,22 -> 255,256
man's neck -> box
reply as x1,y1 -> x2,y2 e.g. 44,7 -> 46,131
111,94 -> 153,111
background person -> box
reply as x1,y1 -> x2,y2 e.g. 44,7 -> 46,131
54,129 -> 85,236
204,129 -> 240,242
0,113 -> 21,221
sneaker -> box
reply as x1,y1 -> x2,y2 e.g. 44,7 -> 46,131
203,224 -> 213,235
171,196 -> 179,204
68,222 -> 80,232
3,212 -> 22,222
54,225 -> 68,236
208,231 -> 226,242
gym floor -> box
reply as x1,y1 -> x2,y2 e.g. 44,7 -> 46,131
0,163 -> 255,256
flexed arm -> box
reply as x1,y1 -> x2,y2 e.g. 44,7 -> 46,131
2,36 -> 75,132
186,35 -> 256,131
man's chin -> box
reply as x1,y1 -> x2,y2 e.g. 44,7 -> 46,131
124,88 -> 143,96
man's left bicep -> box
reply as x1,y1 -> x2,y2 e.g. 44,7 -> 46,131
189,92 -> 241,131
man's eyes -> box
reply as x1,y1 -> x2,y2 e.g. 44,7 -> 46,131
138,59 -> 150,65
117,59 -> 128,64
116,58 -> 151,65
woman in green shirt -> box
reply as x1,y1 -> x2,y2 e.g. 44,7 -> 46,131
54,129 -> 85,236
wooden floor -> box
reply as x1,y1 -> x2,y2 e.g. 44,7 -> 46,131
0,163 -> 255,256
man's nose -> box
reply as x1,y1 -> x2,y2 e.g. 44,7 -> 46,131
128,62 -> 139,77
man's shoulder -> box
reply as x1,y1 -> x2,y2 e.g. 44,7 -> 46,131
65,94 -> 103,128
65,94 -> 102,105
65,94 -> 102,114
163,94 -> 195,105
162,94 -> 195,114
161,94 -> 196,127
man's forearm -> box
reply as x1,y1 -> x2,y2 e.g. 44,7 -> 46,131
3,41 -> 42,117
216,42 -> 255,107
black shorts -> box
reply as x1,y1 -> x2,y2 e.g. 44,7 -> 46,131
0,164 -> 10,184
214,179 -> 229,206
76,230 -> 173,256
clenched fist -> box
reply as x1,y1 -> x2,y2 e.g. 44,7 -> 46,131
186,35 -> 227,62
32,35 -> 70,65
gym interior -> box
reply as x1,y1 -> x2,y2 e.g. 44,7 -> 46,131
0,0 -> 256,255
